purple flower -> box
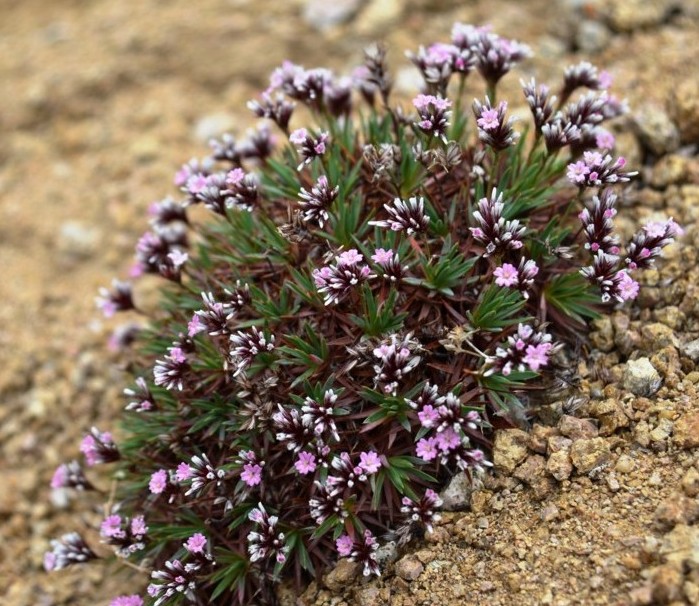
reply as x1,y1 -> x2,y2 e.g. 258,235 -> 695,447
101,515 -> 126,539
567,161 -> 590,184
175,462 -> 193,482
241,463 -> 263,487
371,248 -> 393,265
595,129 -> 615,150
43,533 -> 96,571
229,327 -> 276,376
473,98 -> 519,150
336,535 -> 354,557
290,128 -> 330,170
494,263 -> 518,287
51,460 -> 91,491
416,437 -> 439,461
110,596 -> 143,606
96,280 -> 135,318
313,251 -> 372,305
476,108 -> 499,130
184,533 -> 207,554
418,404 -> 440,428
413,94 -> 452,140
80,428 -> 119,466
188,314 -> 205,337
614,271 -> 639,301
298,175 -> 338,227
522,342 -> 553,372
148,469 -> 168,495
359,451 -> 381,475
295,452 -> 317,475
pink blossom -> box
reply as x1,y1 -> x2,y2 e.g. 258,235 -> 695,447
186,174 -> 208,195
184,533 -> 207,554
294,452 -> 317,475
101,515 -> 125,539
494,263 -> 519,287
168,347 -> 186,364
477,108 -> 500,131
336,534 -> 354,557
175,462 -> 192,482
226,168 -> 245,185
567,161 -> 590,184
595,129 -> 615,150
337,249 -> 363,267
51,465 -> 67,489
599,70 -> 613,89
371,248 -> 393,265
241,463 -> 262,487
359,451 -> 381,475
435,427 -> 461,452
110,596 -> 144,606
188,314 -> 205,337
615,271 -> 639,301
416,437 -> 439,461
131,515 -> 148,537
522,343 -> 553,372
149,469 -> 168,494
289,128 -> 308,145
418,405 -> 440,428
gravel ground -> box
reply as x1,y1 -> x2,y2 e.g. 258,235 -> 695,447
1,1 -> 698,604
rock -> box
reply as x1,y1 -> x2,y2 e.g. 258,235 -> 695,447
605,0 -> 678,32
641,323 -> 679,350
324,559 -> 360,592
654,493 -> 699,528
570,438 -> 611,474
470,490 -> 491,514
547,435 -> 573,453
355,0 -> 404,35
651,154 -> 689,189
493,429 -> 530,474
623,358 -> 662,396
682,468 -> 699,497
528,424 -> 559,454
649,418 -> 674,443
575,20 -> 611,53
56,220 -> 101,259
673,412 -> 699,449
650,565 -> 683,603
439,472 -> 473,511
394,555 -> 424,581
659,524 -> 699,569
375,540 -> 398,566
680,339 -> 699,362
546,450 -> 573,481
615,454 -> 636,474
194,113 -> 237,143
633,105 -> 680,156
589,398 -> 630,435
591,316 -> 614,352
540,503 -> 560,522
558,415 -> 599,440
671,78 -> 699,144
515,455 -> 556,499
354,587 -> 381,606
303,0 -> 363,30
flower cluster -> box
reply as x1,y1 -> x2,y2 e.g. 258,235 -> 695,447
48,25 -> 681,606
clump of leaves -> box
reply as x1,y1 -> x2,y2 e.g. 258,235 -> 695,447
46,23 -> 681,606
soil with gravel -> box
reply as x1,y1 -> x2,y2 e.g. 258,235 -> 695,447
1,1 -> 698,605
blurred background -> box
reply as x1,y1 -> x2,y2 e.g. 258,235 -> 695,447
0,0 -> 697,604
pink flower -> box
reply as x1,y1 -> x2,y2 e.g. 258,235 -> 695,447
101,515 -> 125,539
169,347 -> 186,364
336,534 -> 354,557
337,249 -> 363,267
371,248 -> 393,265
599,70 -> 613,89
359,451 -> 382,475
51,465 -> 67,489
131,515 -> 148,537
226,168 -> 245,185
416,437 -> 439,461
476,108 -> 500,131
435,427 -> 461,452
567,161 -> 590,184
110,596 -> 144,606
418,405 -> 440,428
241,463 -> 262,487
186,174 -> 208,195
522,343 -> 552,372
175,462 -> 192,482
184,533 -> 207,554
149,469 -> 168,494
615,271 -> 639,301
294,452 -> 317,475
188,314 -> 205,337
494,263 -> 519,287
595,129 -> 615,150
289,128 -> 308,145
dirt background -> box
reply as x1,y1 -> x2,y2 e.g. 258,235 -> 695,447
1,0 -> 699,605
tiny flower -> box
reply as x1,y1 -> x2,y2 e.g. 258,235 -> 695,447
336,534 -> 354,557
290,128 -> 330,170
614,271 -> 639,301
148,469 -> 168,495
413,94 -> 452,140
241,463 -> 263,487
416,437 -> 439,461
51,460 -> 92,491
184,533 -> 207,554
176,462 -> 193,482
494,263 -> 518,287
295,451 -> 317,475
595,129 -> 615,150
110,596 -> 143,606
96,280 -> 135,318
298,175 -> 338,227
80,428 -> 119,466
567,161 -> 590,184
473,98 -> 519,150
522,342 -> 553,372
359,451 -> 382,475
44,533 -> 97,571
